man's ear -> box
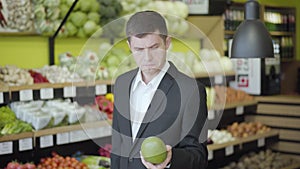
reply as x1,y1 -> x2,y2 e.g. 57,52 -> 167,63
165,36 -> 171,49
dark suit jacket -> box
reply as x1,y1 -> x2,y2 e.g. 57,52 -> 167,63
111,62 -> 208,169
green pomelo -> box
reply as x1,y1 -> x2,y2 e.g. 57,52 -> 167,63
141,136 -> 167,164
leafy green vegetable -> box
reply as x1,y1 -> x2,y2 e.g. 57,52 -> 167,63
0,106 -> 16,129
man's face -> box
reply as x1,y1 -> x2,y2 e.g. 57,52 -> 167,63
128,33 -> 171,77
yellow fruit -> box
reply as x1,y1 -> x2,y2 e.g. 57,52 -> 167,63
141,136 -> 167,164
105,93 -> 114,102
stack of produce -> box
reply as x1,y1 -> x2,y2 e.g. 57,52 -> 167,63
120,0 -> 189,36
0,106 -> 33,135
60,42 -> 134,80
34,65 -> 83,83
212,86 -> 254,105
226,122 -> 271,138
98,0 -> 123,26
5,161 -> 36,169
33,0 -> 103,37
222,149 -> 298,169
37,152 -> 88,169
194,49 -> 234,74
207,129 -> 235,144
81,155 -> 110,169
0,65 -> 34,86
10,99 -> 105,130
95,93 -> 114,119
5,0 -> 35,32
28,70 -> 49,83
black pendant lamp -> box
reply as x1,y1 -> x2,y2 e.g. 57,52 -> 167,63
230,0 -> 274,58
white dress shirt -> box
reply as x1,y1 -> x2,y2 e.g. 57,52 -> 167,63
130,62 -> 170,141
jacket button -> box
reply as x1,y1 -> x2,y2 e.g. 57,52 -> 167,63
129,158 -> 133,162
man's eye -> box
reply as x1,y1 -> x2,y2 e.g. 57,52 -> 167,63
151,45 -> 159,49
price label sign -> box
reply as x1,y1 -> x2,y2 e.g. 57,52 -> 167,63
225,145 -> 234,156
258,138 -> 265,147
40,88 -> 54,99
95,85 -> 107,95
0,92 -> 4,104
20,89 -> 33,101
63,86 -> 76,98
236,106 -> 244,115
56,132 -> 69,145
214,75 -> 223,84
86,128 -> 102,139
40,135 -> 54,148
19,138 -> 33,151
208,150 -> 213,160
208,110 -> 215,120
70,130 -> 88,143
0,141 -> 13,155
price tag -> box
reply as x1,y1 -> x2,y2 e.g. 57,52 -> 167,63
208,150 -> 213,160
95,84 -> 107,95
0,92 -> 3,104
258,138 -> 265,147
208,110 -> 215,120
63,86 -> 76,98
236,106 -> 244,115
19,138 -> 33,151
40,135 -> 53,148
40,88 -> 54,99
70,130 -> 89,143
20,89 -> 33,101
0,141 -> 13,155
86,128 -> 102,139
214,75 -> 223,84
56,132 -> 69,145
225,145 -> 234,156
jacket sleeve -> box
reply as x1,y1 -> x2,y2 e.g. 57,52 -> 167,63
110,103 -> 121,169
170,82 -> 208,169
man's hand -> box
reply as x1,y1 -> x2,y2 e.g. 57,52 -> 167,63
141,145 -> 172,169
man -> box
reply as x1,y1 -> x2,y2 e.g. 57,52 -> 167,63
111,11 -> 208,169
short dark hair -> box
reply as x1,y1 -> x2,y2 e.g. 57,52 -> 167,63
126,11 -> 168,43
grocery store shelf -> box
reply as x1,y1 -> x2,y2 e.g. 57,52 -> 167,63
0,120 -> 111,142
34,120 -> 111,137
255,95 -> 300,105
0,131 -> 34,142
0,82 -> 9,92
9,80 -> 114,91
194,70 -> 235,79
208,129 -> 279,151
269,31 -> 295,36
211,100 -> 257,110
281,162 -> 300,169
225,30 -> 294,36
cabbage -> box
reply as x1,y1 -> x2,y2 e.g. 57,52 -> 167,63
34,5 -> 46,20
65,21 -> 77,36
76,28 -> 87,38
88,12 -> 100,24
60,4 -> 69,18
43,0 -> 60,7
90,0 -> 100,12
79,0 -> 92,12
83,20 -> 97,35
70,11 -> 87,27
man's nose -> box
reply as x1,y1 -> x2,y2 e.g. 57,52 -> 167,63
144,48 -> 152,61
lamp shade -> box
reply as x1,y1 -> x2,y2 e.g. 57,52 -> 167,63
230,0 -> 274,58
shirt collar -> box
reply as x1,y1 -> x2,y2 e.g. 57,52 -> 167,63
132,61 -> 170,91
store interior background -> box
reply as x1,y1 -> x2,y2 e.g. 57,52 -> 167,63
1,0 -> 300,95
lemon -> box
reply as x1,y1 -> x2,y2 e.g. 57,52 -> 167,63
141,136 -> 167,164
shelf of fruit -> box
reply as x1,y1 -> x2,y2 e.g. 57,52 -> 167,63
224,30 -> 294,36
207,129 -> 278,151
0,120 -> 111,142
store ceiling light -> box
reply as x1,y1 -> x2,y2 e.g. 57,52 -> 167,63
230,0 -> 274,58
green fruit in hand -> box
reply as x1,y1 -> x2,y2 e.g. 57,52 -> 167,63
141,136 -> 167,164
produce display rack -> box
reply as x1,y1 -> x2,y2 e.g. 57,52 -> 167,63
207,100 -> 257,130
207,130 -> 279,169
7,80 -> 113,103
0,82 -> 10,105
195,70 -> 236,87
0,120 -> 112,167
